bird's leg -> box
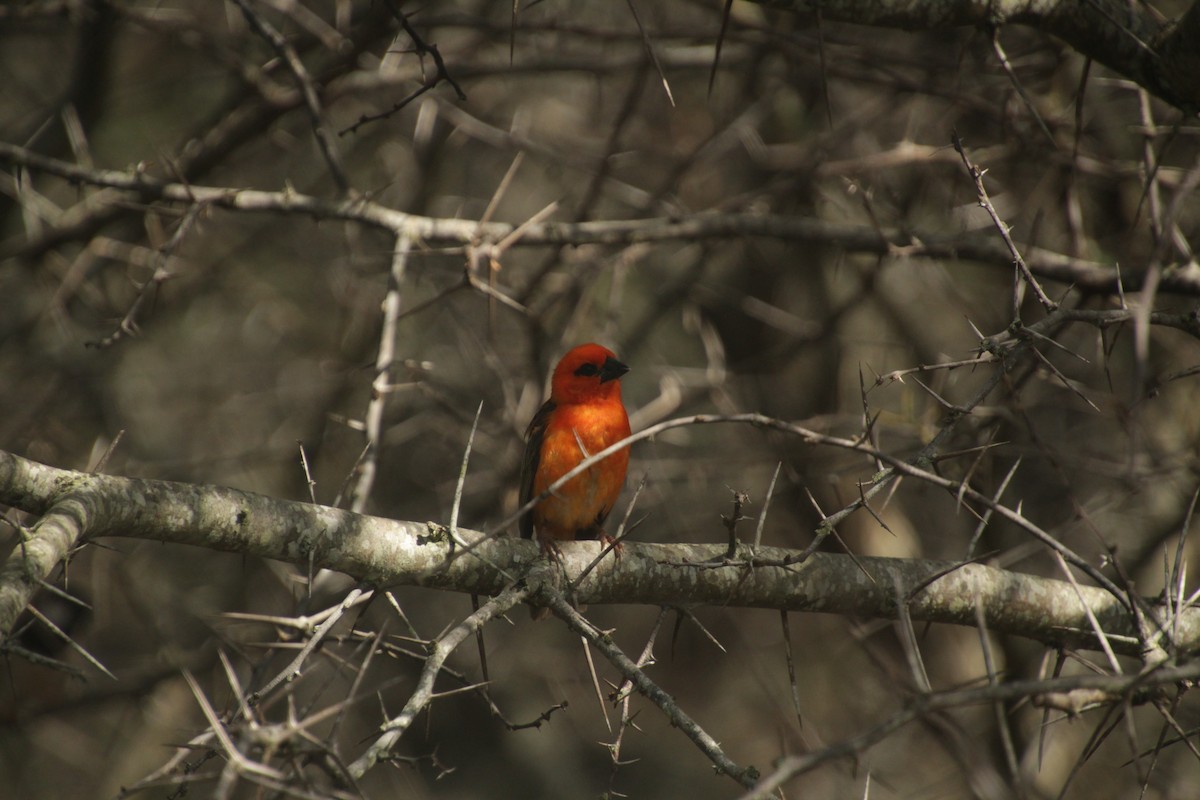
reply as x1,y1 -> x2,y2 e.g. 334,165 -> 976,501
537,535 -> 565,562
598,531 -> 623,558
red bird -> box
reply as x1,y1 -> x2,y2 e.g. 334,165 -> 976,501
520,343 -> 632,555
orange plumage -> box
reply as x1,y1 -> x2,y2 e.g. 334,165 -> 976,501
520,343 -> 632,554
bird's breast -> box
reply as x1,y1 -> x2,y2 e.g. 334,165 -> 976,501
531,402 -> 631,536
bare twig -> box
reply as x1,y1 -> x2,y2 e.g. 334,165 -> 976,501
250,586 -> 371,703
350,231 -> 412,514
231,0 -> 349,192
8,142 -> 1199,296
739,663 -> 1200,798
348,582 -> 530,778
547,592 -> 759,788
340,3 -> 466,135
953,132 -> 1058,313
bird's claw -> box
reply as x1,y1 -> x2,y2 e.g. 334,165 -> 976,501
599,532 -> 623,558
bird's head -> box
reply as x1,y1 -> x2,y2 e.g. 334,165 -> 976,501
550,343 -> 629,405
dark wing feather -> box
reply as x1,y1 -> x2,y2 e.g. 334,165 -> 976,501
518,399 -> 555,539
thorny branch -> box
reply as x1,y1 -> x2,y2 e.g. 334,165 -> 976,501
738,661 -> 1200,799
3,441 -> 1198,658
3,143 -> 1199,297
3,5 -> 1200,795
348,582 -> 531,778
547,592 -> 760,788
340,2 -> 467,135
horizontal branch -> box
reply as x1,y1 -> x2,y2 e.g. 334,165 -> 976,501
1,448 -> 1193,657
2,143 -> 1197,296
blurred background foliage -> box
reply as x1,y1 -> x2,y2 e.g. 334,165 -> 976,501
1,1 -> 1199,798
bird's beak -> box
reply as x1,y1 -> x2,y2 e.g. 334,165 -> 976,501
599,356 -> 630,383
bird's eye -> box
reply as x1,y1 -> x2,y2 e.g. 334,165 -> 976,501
573,362 -> 600,378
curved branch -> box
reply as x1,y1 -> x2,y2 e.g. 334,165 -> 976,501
0,500 -> 87,639
2,449 -> 1195,656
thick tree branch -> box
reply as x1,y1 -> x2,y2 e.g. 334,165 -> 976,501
775,0 -> 1200,111
2,448 -> 1196,656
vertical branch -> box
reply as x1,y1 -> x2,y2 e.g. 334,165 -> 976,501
351,231 -> 411,514
952,133 -> 1057,314
0,503 -> 87,640
231,0 -> 350,193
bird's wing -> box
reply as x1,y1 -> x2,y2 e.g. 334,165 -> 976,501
518,399 -> 556,539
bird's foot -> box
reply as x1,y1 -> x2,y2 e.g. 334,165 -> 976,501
599,532 -> 623,558
537,537 -> 565,562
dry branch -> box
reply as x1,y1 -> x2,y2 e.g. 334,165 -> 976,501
2,448 -> 1196,657
775,0 -> 1200,111
3,143 -> 1199,297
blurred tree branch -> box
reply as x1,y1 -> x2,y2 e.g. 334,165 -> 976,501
741,659 -> 1200,797
3,447 -> 1197,657
772,0 -> 1200,111
3,142 -> 1199,296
